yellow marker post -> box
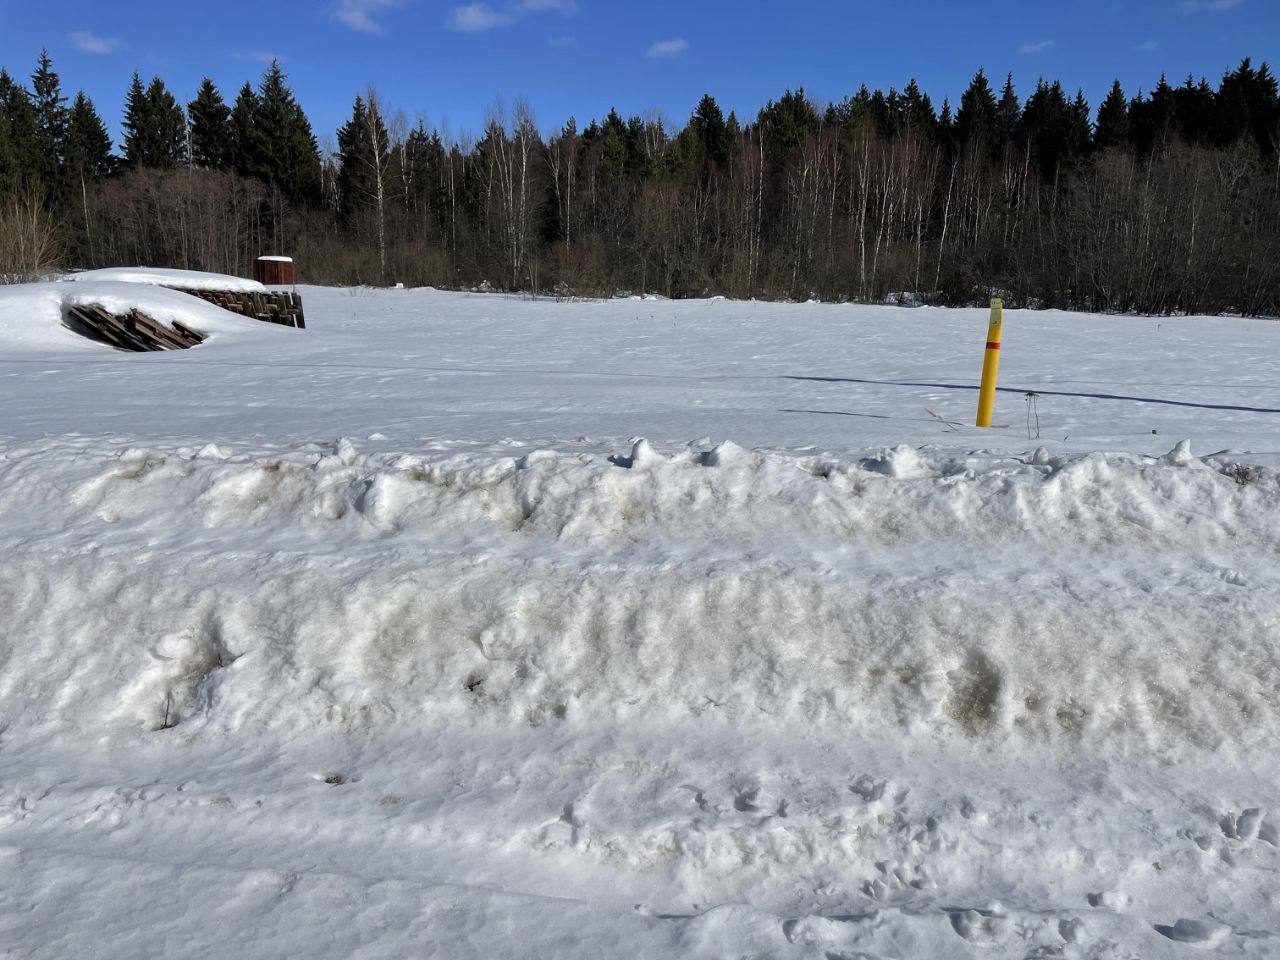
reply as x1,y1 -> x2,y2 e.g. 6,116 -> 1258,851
975,299 -> 1003,427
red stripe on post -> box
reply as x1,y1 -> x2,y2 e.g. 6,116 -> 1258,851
985,341 -> 1001,351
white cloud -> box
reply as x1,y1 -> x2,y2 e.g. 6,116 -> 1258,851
1179,0 -> 1243,11
69,31 -> 121,55
232,51 -> 286,64
1019,40 -> 1053,54
333,0 -> 403,33
647,37 -> 688,59
1138,39 -> 1159,51
549,35 -> 578,48
516,0 -> 579,12
448,0 -> 576,33
449,3 -> 518,31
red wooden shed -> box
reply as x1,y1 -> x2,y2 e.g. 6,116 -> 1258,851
255,256 -> 297,286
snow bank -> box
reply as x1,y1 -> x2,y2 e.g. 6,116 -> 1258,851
2,436 -> 1276,755
0,280 -> 289,353
67,266 -> 268,293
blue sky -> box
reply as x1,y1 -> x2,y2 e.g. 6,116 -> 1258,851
2,0 -> 1276,147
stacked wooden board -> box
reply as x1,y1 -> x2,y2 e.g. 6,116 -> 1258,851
65,304 -> 206,352
177,288 -> 305,328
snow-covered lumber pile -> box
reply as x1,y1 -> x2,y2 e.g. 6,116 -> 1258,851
65,302 -> 205,351
68,267 -> 306,329
0,278 -> 291,353
184,287 -> 305,328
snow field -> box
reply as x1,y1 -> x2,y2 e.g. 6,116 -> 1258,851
3,281 -> 1280,957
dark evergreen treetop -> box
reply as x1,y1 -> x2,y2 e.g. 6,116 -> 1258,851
1021,80 -> 1090,179
902,79 -> 937,133
955,69 -> 998,146
252,61 -> 321,203
0,69 -> 39,194
1094,80 -> 1130,150
30,49 -> 68,187
188,78 -> 231,170
120,72 -> 145,164
757,88 -> 819,168
690,93 -> 730,170
335,93 -> 389,226
228,82 -> 263,178
121,73 -> 186,169
994,73 -> 1021,150
938,97 -> 954,137
64,91 -> 113,181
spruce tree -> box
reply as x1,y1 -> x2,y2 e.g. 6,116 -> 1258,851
1022,80 -> 1085,179
120,72 -> 147,168
253,61 -> 321,203
0,114 -> 13,198
902,79 -> 937,134
64,92 -> 113,180
1069,89 -> 1093,154
123,74 -> 186,168
146,76 -> 188,167
994,73 -> 1021,151
1244,60 -> 1279,154
757,89 -> 819,169
188,78 -> 231,169
1212,71 -> 1250,148
1149,75 -> 1177,144
1094,80 -> 1130,150
0,69 -> 39,194
725,110 -> 741,141
938,98 -> 955,140
336,94 -> 389,227
863,89 -> 893,135
63,91 -> 113,263
955,70 -> 998,147
228,83 -> 264,178
598,108 -> 628,180
1172,76 -> 1214,143
30,50 -> 68,192
690,94 -> 729,170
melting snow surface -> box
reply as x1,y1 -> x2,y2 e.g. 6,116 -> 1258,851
2,285 -> 1280,958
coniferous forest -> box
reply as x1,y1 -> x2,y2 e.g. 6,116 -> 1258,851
1,51 -> 1278,315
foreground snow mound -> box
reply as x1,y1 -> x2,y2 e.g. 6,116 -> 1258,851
67,266 -> 268,293
2,437 -> 1276,753
0,280 -> 290,352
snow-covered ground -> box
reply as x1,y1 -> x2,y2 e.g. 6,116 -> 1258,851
2,284 -> 1280,958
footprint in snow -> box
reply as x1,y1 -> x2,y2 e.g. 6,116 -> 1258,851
733,787 -> 762,813
1086,890 -> 1131,911
849,775 -> 910,807
1220,808 -> 1278,845
949,907 -> 1008,944
1154,918 -> 1232,947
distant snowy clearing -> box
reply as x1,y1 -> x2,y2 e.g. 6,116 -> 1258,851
2,285 -> 1280,958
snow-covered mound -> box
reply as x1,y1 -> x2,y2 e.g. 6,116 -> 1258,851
2,436 -> 1275,753
0,280 -> 289,353
67,265 -> 268,293
4,433 -> 1279,958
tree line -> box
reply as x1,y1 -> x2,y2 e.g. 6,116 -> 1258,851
1,50 -> 1277,315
